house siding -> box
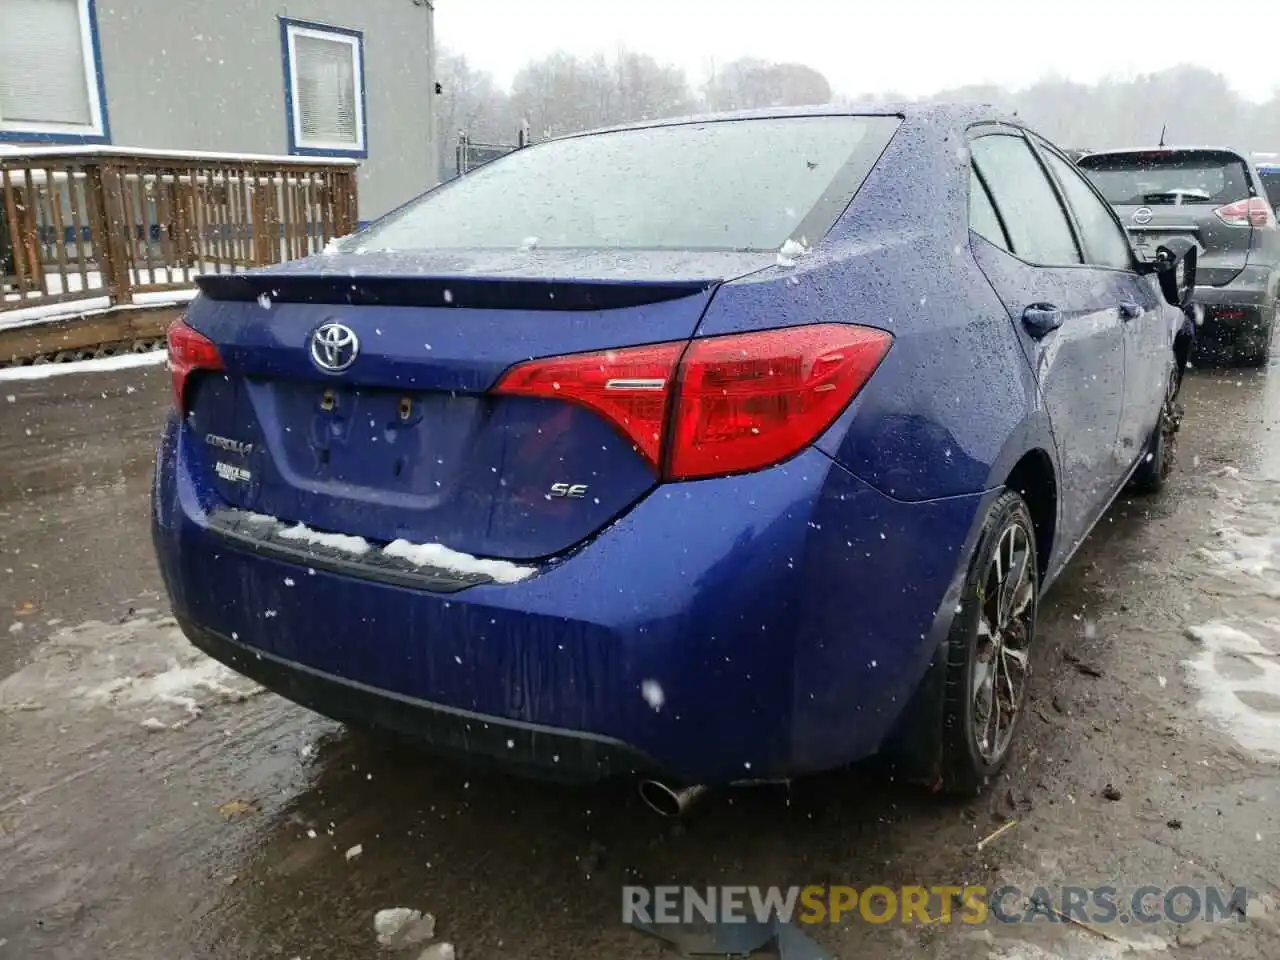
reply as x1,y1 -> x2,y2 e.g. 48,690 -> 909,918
92,0 -> 437,223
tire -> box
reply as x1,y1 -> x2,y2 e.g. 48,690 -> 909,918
938,490 -> 1038,795
1130,370 -> 1180,495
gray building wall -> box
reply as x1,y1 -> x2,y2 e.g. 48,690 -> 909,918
94,0 -> 437,223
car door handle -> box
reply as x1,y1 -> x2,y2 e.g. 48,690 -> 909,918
1021,303 -> 1062,339
1119,300 -> 1143,320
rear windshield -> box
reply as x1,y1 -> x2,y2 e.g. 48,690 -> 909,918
1077,150 -> 1250,206
345,115 -> 901,253
1259,169 -> 1280,208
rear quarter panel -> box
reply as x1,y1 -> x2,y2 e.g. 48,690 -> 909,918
701,116 -> 1052,503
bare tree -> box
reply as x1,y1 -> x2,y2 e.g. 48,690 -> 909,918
929,66 -> 1271,152
611,50 -> 695,124
438,43 -> 1278,159
435,48 -> 514,172
511,49 -> 694,138
704,58 -> 832,111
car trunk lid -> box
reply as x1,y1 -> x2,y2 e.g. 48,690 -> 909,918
182,249 -> 775,562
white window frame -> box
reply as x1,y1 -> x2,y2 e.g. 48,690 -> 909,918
0,0 -> 108,141
282,20 -> 367,158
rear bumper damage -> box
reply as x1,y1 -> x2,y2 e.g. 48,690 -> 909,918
151,415 -> 986,785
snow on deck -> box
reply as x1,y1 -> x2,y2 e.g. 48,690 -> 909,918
0,349 -> 166,381
0,143 -> 359,165
1,286 -> 199,330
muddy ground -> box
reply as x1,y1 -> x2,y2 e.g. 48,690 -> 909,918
1,360 -> 1279,960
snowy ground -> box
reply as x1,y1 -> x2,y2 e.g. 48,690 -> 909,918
1,362 -> 1279,959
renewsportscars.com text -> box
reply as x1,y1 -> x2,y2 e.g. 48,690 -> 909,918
622,884 -> 1248,926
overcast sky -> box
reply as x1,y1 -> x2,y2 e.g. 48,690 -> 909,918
435,0 -> 1276,102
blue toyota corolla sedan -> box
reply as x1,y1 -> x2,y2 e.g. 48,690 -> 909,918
152,104 -> 1194,811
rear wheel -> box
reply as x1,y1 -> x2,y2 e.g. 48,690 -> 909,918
1130,370 -> 1181,495
938,491 -> 1038,795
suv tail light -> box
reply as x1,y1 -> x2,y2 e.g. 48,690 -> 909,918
1214,197 -> 1275,227
493,324 -> 892,481
166,317 -> 223,412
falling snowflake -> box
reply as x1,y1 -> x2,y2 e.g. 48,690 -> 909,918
641,679 -> 665,712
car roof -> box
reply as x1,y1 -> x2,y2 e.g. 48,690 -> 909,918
1081,146 -> 1249,158
552,101 -> 1020,140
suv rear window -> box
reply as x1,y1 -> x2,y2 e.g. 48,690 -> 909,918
345,116 -> 901,253
1259,168 -> 1280,209
1077,150 -> 1250,206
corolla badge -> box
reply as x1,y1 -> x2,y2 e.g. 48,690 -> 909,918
1132,207 -> 1154,225
310,321 -> 360,373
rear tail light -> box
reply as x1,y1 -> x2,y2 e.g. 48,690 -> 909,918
1214,197 -> 1274,227
493,324 -> 892,481
489,342 -> 683,467
166,317 -> 223,412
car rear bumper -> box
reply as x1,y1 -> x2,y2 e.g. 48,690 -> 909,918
1194,264 -> 1277,314
1191,267 -> 1277,356
152,415 -> 989,785
179,618 -> 660,781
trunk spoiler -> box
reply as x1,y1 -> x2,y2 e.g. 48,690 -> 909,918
195,273 -> 718,312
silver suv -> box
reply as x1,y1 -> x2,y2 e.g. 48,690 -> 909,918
1078,148 -> 1280,366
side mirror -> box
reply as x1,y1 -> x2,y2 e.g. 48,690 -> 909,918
1136,236 -> 1197,307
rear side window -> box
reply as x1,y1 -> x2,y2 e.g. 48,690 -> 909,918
1078,150 -> 1250,206
1259,169 -> 1280,209
346,115 -> 902,253
970,134 -> 1081,266
968,167 -> 1009,250
1039,147 -> 1134,271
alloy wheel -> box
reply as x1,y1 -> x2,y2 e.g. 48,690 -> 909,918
971,520 -> 1035,765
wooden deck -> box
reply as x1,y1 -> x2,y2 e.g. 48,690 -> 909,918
1,147 -> 359,363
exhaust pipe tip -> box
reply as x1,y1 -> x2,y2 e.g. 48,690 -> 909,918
638,780 -> 707,817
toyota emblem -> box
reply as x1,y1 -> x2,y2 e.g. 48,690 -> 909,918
310,321 -> 360,373
1132,207 -> 1153,225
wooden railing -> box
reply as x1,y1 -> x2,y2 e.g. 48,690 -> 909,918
1,148 -> 359,316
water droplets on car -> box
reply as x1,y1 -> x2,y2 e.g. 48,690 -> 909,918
641,679 -> 665,712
